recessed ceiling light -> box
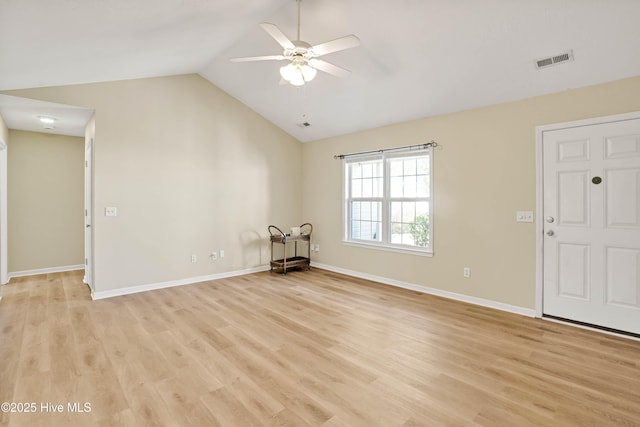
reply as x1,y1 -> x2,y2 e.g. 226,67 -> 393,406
38,116 -> 56,124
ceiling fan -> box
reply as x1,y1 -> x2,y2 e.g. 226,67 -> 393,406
230,0 -> 360,86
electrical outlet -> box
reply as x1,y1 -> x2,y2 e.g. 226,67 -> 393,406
315,244 -> 320,252
219,250 -> 225,259
210,252 -> 217,261
463,267 -> 470,278
191,254 -> 197,263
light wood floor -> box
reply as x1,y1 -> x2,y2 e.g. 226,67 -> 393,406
1,269 -> 639,426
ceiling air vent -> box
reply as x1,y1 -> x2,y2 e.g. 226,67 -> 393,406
535,50 -> 574,70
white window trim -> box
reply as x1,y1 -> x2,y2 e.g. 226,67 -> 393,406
342,240 -> 434,257
342,148 -> 433,255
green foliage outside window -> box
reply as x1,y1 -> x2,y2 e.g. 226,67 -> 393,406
409,215 -> 430,247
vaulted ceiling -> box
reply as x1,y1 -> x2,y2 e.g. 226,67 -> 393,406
2,0 -> 640,141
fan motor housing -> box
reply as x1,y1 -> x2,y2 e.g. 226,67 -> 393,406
285,41 -> 315,59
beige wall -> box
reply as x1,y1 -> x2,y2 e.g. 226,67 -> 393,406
8,130 -> 84,272
302,75 -> 640,310
7,72 -> 640,308
6,74 -> 302,293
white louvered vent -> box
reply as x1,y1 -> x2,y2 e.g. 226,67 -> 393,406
535,50 -> 574,70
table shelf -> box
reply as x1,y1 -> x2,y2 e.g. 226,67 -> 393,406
268,223 -> 312,274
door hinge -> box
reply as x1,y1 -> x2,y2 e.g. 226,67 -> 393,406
85,258 -> 88,265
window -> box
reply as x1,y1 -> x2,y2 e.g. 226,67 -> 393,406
343,148 -> 432,255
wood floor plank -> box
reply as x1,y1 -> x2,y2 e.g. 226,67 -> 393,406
1,268 -> 640,426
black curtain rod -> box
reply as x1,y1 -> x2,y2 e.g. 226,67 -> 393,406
333,141 -> 438,160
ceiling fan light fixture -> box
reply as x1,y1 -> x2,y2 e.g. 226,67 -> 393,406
301,64 -> 317,81
289,70 -> 306,86
280,63 -> 296,81
280,62 -> 317,86
232,0 -> 359,85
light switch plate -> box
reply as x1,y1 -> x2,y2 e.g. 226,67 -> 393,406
516,211 -> 533,222
105,207 -> 118,217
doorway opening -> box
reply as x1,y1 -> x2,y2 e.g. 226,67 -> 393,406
0,95 -> 94,290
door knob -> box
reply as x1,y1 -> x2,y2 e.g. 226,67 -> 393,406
546,216 -> 555,223
546,230 -> 555,236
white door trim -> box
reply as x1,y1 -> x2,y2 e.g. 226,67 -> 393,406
83,119 -> 94,291
0,139 -> 7,286
535,110 -> 640,318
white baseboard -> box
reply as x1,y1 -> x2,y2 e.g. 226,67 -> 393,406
91,265 -> 271,300
311,262 -> 536,318
7,264 -> 85,279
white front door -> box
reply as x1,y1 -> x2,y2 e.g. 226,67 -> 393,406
542,117 -> 640,334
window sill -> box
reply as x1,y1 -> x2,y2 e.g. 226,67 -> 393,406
342,240 -> 433,257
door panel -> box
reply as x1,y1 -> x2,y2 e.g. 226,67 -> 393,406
557,243 -> 590,299
557,171 -> 590,226
605,247 -> 640,307
558,138 -> 590,162
605,168 -> 640,228
605,134 -> 640,159
543,117 -> 640,334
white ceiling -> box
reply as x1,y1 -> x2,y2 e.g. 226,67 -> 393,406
2,0 -> 640,141
0,95 -> 93,137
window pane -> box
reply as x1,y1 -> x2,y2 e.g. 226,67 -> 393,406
373,177 -> 383,197
365,202 -> 377,220
351,163 -> 362,179
391,222 -> 402,244
403,175 -> 417,197
351,178 -> 361,197
402,202 -> 416,223
362,178 -> 372,197
362,163 -> 373,178
357,220 -> 380,241
352,201 -> 361,220
350,202 -> 381,242
390,159 -> 403,177
417,157 -> 429,175
371,222 -> 380,240
402,223 -> 414,245
416,201 -> 429,217
417,175 -> 429,197
390,176 -> 403,197
412,214 -> 429,247
351,220 -> 360,239
374,161 -> 383,178
361,221 -> 371,239
391,201 -> 402,222
404,159 -> 417,176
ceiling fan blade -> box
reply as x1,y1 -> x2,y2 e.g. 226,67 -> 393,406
311,34 -> 360,56
308,59 -> 351,78
230,55 -> 285,62
260,23 -> 295,50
